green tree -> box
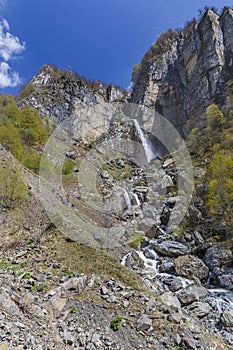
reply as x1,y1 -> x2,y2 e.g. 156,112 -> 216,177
0,122 -> 23,160
206,103 -> 225,130
18,106 -> 48,145
21,148 -> 41,173
207,150 -> 233,230
0,161 -> 28,209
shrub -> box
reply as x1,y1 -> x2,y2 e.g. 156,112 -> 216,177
0,160 -> 28,209
111,316 -> 123,331
206,104 -> 225,130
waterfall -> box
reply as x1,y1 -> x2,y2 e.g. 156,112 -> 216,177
121,252 -> 131,266
133,119 -> 155,163
133,193 -> 141,206
123,189 -> 131,209
136,250 -> 159,274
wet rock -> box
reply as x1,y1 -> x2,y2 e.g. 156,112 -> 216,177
217,272 -> 233,290
152,241 -> 189,257
159,261 -> 175,273
175,255 -> 209,282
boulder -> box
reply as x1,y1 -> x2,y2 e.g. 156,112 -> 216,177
177,284 -> 208,306
216,271 -> 233,290
138,218 -> 158,239
186,302 -> 211,318
175,255 -> 209,282
152,241 -> 189,257
204,246 -> 233,270
160,291 -> 181,311
221,309 -> 233,327
137,314 -> 152,331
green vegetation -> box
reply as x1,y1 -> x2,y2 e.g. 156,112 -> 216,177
187,96 -> 233,238
207,150 -> 233,232
0,160 -> 28,209
62,158 -> 74,175
128,233 -> 144,249
111,316 -> 123,331
0,93 -> 48,173
43,230 -> 144,291
206,103 -> 225,130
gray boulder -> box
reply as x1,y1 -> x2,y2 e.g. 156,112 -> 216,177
152,241 -> 189,257
175,255 -> 209,282
177,284 -> 208,306
221,309 -> 233,327
204,246 -> 233,270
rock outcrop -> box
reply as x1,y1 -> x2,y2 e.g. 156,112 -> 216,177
130,7 -> 233,135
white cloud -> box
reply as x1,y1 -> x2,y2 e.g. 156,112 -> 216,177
0,19 -> 25,61
0,61 -> 21,88
0,18 -> 25,88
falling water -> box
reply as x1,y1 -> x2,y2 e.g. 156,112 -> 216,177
133,119 -> 156,163
133,193 -> 141,206
121,252 -> 132,266
123,189 -> 131,209
136,250 -> 159,274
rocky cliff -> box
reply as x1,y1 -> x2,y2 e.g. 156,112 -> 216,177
18,64 -> 128,123
130,7 -> 233,134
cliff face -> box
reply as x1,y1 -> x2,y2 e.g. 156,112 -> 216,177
18,65 -> 128,118
130,7 -> 233,134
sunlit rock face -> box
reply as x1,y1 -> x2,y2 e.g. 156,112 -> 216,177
130,7 -> 233,135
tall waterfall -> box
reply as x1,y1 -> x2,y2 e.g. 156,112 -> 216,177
123,189 -> 131,209
133,119 -> 155,163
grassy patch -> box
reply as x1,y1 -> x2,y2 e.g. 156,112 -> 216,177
42,230 -> 144,291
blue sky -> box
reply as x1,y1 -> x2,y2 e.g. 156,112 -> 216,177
0,0 -> 232,95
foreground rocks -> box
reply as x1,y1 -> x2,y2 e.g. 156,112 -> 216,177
0,234 -> 230,350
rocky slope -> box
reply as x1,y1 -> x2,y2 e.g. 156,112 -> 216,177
130,7 -> 233,134
1,145 -> 233,349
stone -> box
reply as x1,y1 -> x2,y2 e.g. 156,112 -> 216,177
221,309 -> 233,327
182,337 -> 197,350
186,302 -> 211,318
0,343 -> 8,350
160,291 -> 181,311
91,333 -> 100,344
138,218 -> 158,239
152,241 -> 188,257
101,286 -> 109,295
177,284 -> 208,306
204,245 -> 233,270
217,272 -> 233,290
51,296 -> 67,312
174,255 -> 209,282
162,159 -> 173,168
159,261 -> 175,273
137,314 -> 152,331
